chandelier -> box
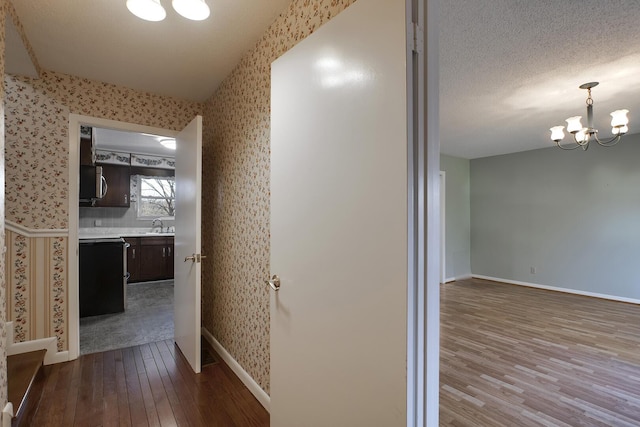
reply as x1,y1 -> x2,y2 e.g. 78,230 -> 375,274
549,82 -> 629,151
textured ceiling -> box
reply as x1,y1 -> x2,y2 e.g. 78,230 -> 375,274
7,0 -> 640,158
10,0 -> 291,102
440,0 -> 640,158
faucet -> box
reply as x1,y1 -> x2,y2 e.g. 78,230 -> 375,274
151,218 -> 164,233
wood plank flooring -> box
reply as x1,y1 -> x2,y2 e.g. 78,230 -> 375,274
30,339 -> 269,427
440,278 -> 640,426
27,278 -> 640,426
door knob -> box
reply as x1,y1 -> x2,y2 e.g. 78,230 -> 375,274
184,253 -> 206,263
265,275 -> 281,291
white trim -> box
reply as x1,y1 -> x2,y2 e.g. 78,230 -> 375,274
201,327 -> 271,412
472,275 -> 640,305
5,321 -> 70,365
68,114 -> 177,361
5,220 -> 68,238
439,171 -> 445,284
444,274 -> 471,283
2,402 -> 13,427
405,0 -> 439,425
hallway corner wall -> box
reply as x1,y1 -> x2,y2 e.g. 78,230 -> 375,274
201,0 -> 358,395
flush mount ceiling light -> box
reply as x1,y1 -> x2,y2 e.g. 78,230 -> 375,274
549,82 -> 630,151
126,0 -> 167,21
159,138 -> 176,150
172,0 -> 210,21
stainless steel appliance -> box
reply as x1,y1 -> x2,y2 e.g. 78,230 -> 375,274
79,165 -> 108,201
79,237 -> 128,317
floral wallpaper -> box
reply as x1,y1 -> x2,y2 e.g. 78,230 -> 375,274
7,232 -> 27,342
5,70 -> 202,230
0,0 -> 7,410
5,230 -> 68,351
4,70 -> 201,353
202,0 -> 357,394
2,0 -> 358,406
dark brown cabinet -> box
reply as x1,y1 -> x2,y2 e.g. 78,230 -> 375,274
126,236 -> 174,283
79,126 -> 95,166
124,237 -> 140,282
94,164 -> 131,207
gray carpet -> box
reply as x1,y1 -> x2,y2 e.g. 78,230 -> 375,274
80,280 -> 174,355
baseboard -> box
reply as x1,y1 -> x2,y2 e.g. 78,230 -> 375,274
5,321 -> 70,365
472,275 -> 640,305
2,402 -> 13,427
444,274 -> 471,283
201,327 -> 271,412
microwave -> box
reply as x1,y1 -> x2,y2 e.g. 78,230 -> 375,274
79,165 -> 108,201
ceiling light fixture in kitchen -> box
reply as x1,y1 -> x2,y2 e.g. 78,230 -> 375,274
160,138 -> 177,150
126,0 -> 167,22
549,82 -> 630,151
127,0 -> 210,22
172,0 -> 210,21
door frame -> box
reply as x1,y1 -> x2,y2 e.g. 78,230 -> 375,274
406,0 -> 440,425
440,171 -> 446,284
68,114 -> 178,360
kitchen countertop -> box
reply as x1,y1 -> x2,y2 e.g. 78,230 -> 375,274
79,227 -> 175,240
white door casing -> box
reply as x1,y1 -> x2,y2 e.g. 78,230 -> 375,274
174,115 -> 203,373
270,0 -> 408,425
440,171 -> 446,283
68,114 -> 178,361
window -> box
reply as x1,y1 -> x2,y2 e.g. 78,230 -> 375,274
137,176 -> 175,218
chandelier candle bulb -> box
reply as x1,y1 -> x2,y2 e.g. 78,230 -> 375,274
610,109 -> 630,128
550,126 -> 565,142
575,128 -> 588,143
613,125 -> 629,135
565,116 -> 583,134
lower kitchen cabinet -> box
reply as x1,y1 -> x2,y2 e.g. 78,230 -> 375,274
125,236 -> 174,283
124,237 -> 140,282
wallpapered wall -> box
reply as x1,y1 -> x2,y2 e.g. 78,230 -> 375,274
6,71 -> 202,230
202,0 -> 357,394
4,70 -> 202,350
0,0 -> 9,411
3,0 -> 359,403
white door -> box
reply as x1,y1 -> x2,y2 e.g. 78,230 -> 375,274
174,115 -> 203,373
270,0 -> 408,425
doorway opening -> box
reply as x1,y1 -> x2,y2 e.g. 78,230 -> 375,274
68,115 -> 179,360
77,125 -> 177,355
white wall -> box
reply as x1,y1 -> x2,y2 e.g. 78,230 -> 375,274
440,155 -> 471,281
470,133 -> 640,300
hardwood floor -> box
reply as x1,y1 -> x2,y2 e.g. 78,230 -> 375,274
440,278 -> 640,426
30,339 -> 269,427
27,278 -> 640,426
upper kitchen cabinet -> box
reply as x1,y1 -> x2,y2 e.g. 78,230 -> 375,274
94,164 -> 131,207
80,126 -> 96,166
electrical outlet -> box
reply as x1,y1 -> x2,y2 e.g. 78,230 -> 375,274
94,219 -> 102,227
530,267 -> 536,274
